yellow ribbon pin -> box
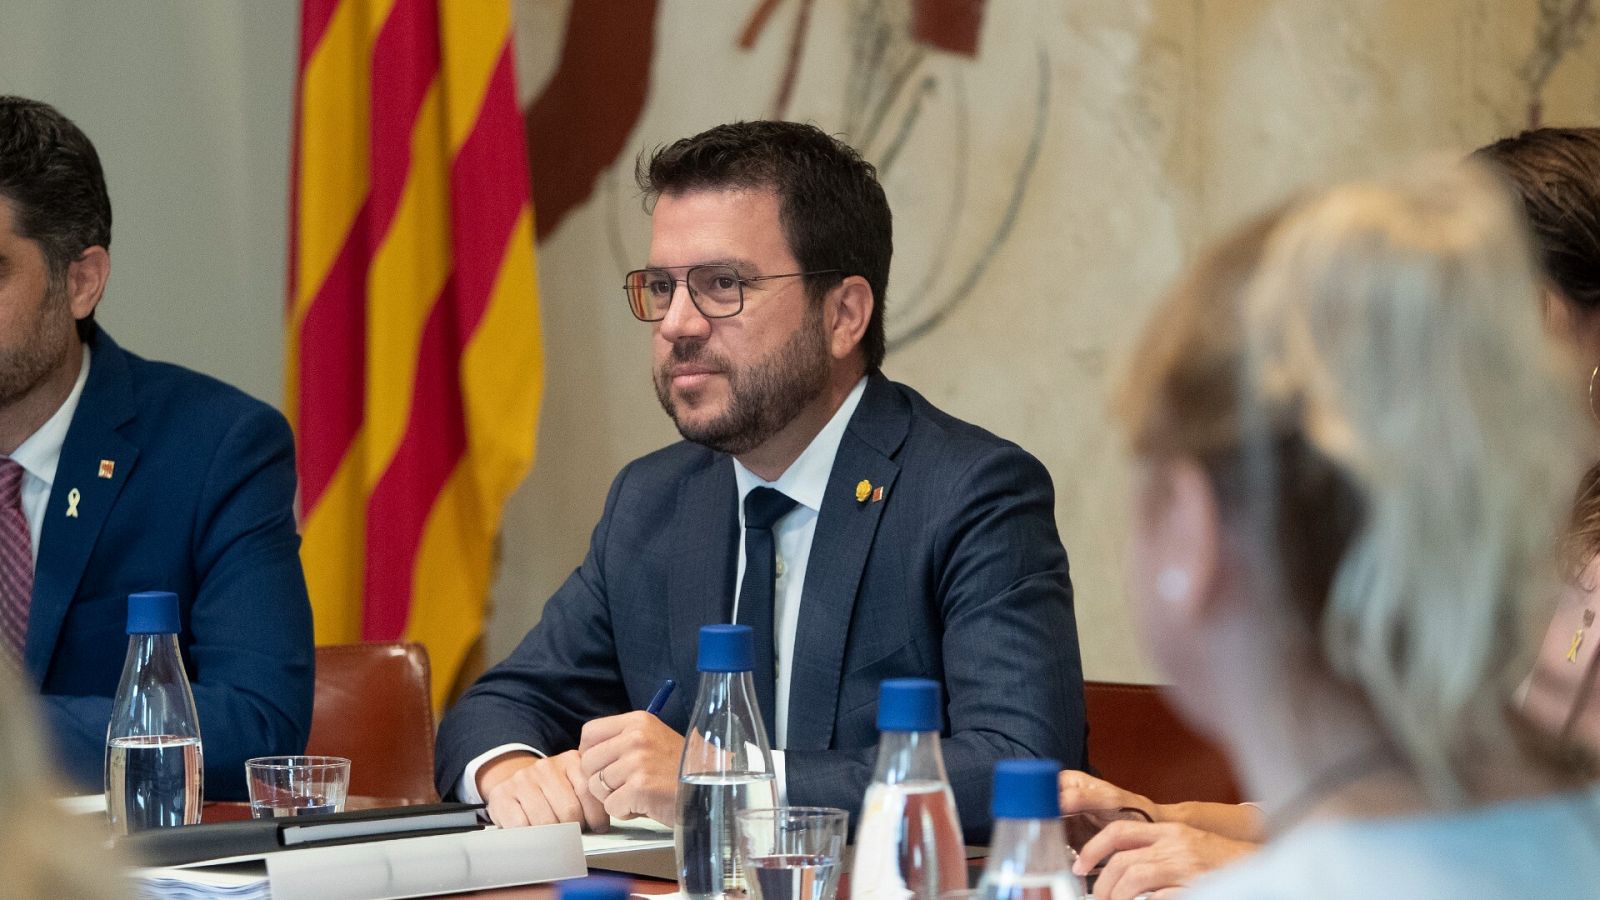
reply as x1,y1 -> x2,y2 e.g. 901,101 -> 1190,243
66,488 -> 81,518
855,479 -> 872,503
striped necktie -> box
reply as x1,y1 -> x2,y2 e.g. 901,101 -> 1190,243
0,459 -> 32,667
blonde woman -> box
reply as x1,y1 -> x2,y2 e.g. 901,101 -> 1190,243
1073,129 -> 1600,900
0,661 -> 127,898
1112,163 -> 1600,896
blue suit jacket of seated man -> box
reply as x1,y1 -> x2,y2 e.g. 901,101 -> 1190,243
26,328 -> 314,800
434,374 -> 1088,838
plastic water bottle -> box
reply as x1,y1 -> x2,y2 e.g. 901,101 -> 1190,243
559,875 -> 632,900
676,624 -> 778,900
975,759 -> 1086,900
105,591 -> 203,835
850,678 -> 966,900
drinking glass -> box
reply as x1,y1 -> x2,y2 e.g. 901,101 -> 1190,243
245,755 -> 350,818
735,807 -> 848,900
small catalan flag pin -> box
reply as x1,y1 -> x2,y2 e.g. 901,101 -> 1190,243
98,459 -> 115,479
855,479 -> 872,503
871,486 -> 885,503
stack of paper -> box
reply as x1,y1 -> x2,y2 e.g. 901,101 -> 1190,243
135,863 -> 267,900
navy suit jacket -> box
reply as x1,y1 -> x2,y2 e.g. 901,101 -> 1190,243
435,375 -> 1087,837
30,330 -> 314,799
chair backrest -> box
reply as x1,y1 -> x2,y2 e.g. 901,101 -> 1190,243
307,641 -> 438,804
1084,680 -> 1243,805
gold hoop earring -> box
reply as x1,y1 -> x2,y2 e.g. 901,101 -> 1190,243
1589,365 -> 1599,425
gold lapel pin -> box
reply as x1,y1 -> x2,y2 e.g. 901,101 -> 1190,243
98,459 -> 115,479
66,488 -> 81,518
855,479 -> 872,503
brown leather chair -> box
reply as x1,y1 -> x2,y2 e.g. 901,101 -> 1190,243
306,641 -> 439,804
1084,680 -> 1243,805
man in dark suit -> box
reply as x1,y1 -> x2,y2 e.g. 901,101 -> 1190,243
435,121 -> 1086,836
0,96 -> 313,798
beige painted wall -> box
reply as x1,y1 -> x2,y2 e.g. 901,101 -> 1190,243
500,0 -> 1600,684
0,1 -> 296,404
4,1 -> 1597,686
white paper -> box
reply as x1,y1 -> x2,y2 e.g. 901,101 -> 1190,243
583,816 -> 676,855
58,792 -> 108,815
134,862 -> 269,900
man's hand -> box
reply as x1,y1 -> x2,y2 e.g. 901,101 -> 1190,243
1073,820 -> 1258,900
1058,769 -> 1157,819
476,750 -> 610,832
579,711 -> 686,824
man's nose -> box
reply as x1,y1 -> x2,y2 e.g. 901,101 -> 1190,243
657,280 -> 711,340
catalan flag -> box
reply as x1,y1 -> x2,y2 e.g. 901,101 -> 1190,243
287,0 -> 542,708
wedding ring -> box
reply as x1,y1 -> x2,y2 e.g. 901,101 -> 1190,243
597,769 -> 611,792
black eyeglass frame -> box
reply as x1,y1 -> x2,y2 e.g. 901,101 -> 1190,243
622,264 -> 845,322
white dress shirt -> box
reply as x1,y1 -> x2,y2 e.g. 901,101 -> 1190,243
730,375 -> 867,751
8,345 -> 91,562
459,376 -> 869,805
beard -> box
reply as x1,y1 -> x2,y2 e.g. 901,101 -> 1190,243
654,306 -> 832,456
0,281 -> 74,409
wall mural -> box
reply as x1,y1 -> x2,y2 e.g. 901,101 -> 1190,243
520,0 -> 1046,353
498,1 -> 1600,683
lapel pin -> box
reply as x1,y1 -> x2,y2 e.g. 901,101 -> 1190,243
872,486 -> 885,503
855,479 -> 872,503
66,488 -> 81,518
98,459 -> 115,479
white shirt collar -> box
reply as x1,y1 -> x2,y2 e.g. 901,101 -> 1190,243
733,376 -> 869,513
10,342 -> 92,489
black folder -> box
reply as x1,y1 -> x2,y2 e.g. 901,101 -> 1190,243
122,802 -> 485,867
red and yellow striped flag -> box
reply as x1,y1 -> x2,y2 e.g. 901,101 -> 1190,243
287,0 -> 542,708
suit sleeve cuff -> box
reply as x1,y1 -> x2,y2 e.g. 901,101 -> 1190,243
458,743 -> 544,804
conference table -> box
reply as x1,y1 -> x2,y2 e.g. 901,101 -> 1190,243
189,798 -> 977,900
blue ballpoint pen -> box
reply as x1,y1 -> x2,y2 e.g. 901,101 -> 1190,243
645,679 -> 676,715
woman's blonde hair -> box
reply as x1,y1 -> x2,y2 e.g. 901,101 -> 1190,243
1120,162 -> 1590,805
0,664 -> 128,897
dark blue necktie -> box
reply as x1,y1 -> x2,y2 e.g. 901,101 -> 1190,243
736,487 -> 798,734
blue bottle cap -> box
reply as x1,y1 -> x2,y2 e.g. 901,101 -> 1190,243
558,876 -> 631,900
698,624 -> 754,672
127,591 -> 181,635
877,678 -> 942,732
990,758 -> 1062,819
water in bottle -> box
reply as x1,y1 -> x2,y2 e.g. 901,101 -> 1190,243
975,759 -> 1086,900
105,591 -> 203,834
850,678 -> 966,900
676,624 -> 779,900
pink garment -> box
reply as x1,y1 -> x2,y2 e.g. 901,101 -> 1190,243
1523,553 -> 1600,751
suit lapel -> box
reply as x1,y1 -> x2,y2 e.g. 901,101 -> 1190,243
667,455 -> 739,682
26,335 -> 139,684
785,376 -> 909,751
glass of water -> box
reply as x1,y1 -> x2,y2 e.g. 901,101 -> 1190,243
735,807 -> 848,900
245,755 -> 351,818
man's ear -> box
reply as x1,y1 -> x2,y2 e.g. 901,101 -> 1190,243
66,246 -> 109,320
826,275 -> 873,362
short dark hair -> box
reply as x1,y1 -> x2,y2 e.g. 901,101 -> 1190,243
1473,128 -> 1600,316
637,121 -> 892,372
0,96 -> 112,341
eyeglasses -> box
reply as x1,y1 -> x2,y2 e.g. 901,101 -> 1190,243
623,264 -> 843,322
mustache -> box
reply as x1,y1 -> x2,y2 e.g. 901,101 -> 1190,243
662,340 -> 731,372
